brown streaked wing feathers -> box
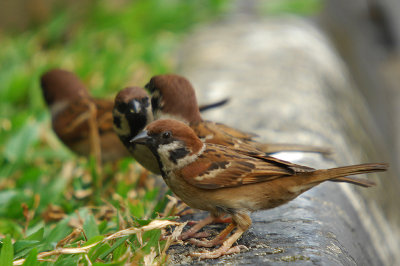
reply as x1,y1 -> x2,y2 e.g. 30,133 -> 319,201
92,98 -> 114,133
179,144 -> 302,189
232,147 -> 379,187
191,121 -> 256,143
213,122 -> 258,139
53,97 -> 114,144
231,147 -> 315,172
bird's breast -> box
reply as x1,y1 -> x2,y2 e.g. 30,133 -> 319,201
131,144 -> 161,174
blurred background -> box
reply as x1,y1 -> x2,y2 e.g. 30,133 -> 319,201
0,0 -> 399,264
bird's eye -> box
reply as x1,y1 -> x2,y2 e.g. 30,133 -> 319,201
162,131 -> 172,139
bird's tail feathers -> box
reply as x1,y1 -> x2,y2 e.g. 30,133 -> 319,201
309,163 -> 388,187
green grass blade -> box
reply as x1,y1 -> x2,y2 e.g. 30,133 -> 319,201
0,236 -> 13,266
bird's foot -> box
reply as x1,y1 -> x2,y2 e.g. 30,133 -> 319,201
180,229 -> 212,240
189,237 -> 221,247
190,245 -> 248,259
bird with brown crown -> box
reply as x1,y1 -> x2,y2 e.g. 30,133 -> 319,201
145,74 -> 332,155
112,86 -> 230,173
130,119 -> 388,259
41,69 -> 227,165
40,68 -> 130,163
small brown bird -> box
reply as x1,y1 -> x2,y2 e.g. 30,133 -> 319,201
113,74 -> 330,173
112,86 -> 230,173
113,86 -> 159,173
145,74 -> 331,155
40,68 -> 130,163
41,69 -> 229,164
130,119 -> 388,259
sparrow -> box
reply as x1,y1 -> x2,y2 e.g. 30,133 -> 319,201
112,86 -> 230,173
145,74 -> 332,155
112,86 -> 159,173
130,119 -> 388,259
41,69 -> 228,164
40,68 -> 130,163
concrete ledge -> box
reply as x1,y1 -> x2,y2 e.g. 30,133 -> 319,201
166,15 -> 398,265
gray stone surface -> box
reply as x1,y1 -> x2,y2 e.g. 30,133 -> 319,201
321,0 -> 400,244
166,13 -> 399,265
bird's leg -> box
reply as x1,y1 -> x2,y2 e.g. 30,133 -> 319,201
187,215 -> 231,226
190,212 -> 251,259
189,223 -> 235,247
180,214 -> 230,240
179,215 -> 215,240
176,201 -> 195,216
86,100 -> 102,167
190,226 -> 248,259
213,216 -> 232,224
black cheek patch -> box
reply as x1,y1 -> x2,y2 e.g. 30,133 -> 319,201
113,116 -> 121,129
116,102 -> 127,113
169,147 -> 190,164
151,97 -> 160,111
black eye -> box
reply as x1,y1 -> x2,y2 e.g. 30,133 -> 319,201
162,131 -> 172,139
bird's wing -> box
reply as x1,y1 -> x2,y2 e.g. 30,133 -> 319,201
179,144 -> 314,189
191,121 -> 257,148
53,97 -> 114,144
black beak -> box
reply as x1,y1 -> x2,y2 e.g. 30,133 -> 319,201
130,130 -> 149,144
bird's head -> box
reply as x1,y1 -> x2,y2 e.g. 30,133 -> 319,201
113,86 -> 153,140
145,74 -> 202,123
40,68 -> 89,106
130,119 -> 204,171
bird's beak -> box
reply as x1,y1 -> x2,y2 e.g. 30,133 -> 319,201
130,130 -> 149,144
130,99 -> 141,113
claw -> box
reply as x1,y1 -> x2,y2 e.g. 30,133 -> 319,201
187,220 -> 199,226
179,215 -> 216,240
189,221 -> 248,259
191,231 -> 212,239
190,237 -> 222,247
190,245 -> 247,259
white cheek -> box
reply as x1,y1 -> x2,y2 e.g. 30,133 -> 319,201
157,142 -> 206,172
112,110 -> 131,136
50,101 -> 69,117
146,104 -> 154,123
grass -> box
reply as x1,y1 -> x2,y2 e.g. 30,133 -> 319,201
0,0 -> 227,264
